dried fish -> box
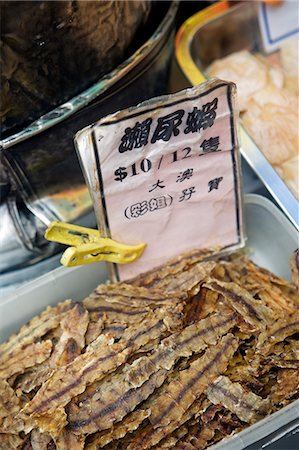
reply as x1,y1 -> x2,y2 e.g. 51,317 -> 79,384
127,248 -> 221,289
0,379 -> 23,434
53,428 -> 85,450
207,376 -> 269,423
149,334 -> 238,428
256,313 -> 299,355
0,433 -> 23,450
0,340 -> 52,380
0,300 -> 73,363
68,370 -> 167,434
126,397 -> 206,450
85,317 -> 105,345
50,303 -> 89,367
204,279 -> 272,329
85,409 -> 150,449
21,310 -> 180,433
68,312 -> 237,434
270,369 -> 299,407
84,283 -> 186,308
30,429 -> 52,450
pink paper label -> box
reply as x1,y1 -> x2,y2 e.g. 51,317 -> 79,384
75,81 -> 244,281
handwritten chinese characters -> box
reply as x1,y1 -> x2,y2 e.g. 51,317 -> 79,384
118,98 -> 218,153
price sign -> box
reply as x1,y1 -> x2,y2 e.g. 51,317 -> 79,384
75,80 -> 245,281
258,0 -> 299,53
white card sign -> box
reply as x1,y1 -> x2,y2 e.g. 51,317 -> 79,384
75,80 -> 245,281
258,0 -> 299,53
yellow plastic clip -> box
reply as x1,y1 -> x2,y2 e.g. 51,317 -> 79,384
45,221 -> 146,267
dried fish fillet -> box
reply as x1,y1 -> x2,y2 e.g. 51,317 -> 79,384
0,433 -> 23,450
149,334 -> 238,428
50,303 -> 89,367
204,279 -> 272,329
84,283 -> 186,309
0,379 -> 23,433
14,363 -> 53,394
0,340 -> 52,380
85,317 -> 105,345
68,313 -> 237,434
0,300 -> 73,363
126,397 -> 206,450
69,370 -> 167,435
269,369 -> 299,406
207,376 -> 269,423
21,311 -> 180,433
53,429 -> 85,450
30,429 -> 52,450
127,247 -> 221,289
256,313 -> 299,355
85,409 -> 150,449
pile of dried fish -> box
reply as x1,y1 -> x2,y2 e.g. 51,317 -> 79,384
0,248 -> 298,450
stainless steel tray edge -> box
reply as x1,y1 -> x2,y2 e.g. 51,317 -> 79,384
209,399 -> 299,450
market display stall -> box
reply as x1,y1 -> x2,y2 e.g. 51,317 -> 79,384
0,1 -> 298,449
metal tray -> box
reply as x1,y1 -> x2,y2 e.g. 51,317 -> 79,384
175,1 -> 299,230
0,194 -> 298,449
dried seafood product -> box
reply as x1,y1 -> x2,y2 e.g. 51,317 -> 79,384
85,409 -> 150,449
204,279 -> 272,329
29,429 -> 52,450
68,312 -> 237,434
256,313 -> 299,355
127,247 -> 221,290
69,370 -> 167,435
0,340 -> 52,380
149,334 -> 238,428
0,249 -> 298,449
206,375 -> 269,423
207,48 -> 299,198
126,397 -> 207,450
11,303 -> 89,395
0,433 -> 23,450
50,303 -> 89,367
84,283 -> 186,309
0,379 -> 23,434
269,369 -> 299,407
53,429 -> 85,450
21,309 -> 181,434
14,363 -> 53,395
0,300 -> 74,364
